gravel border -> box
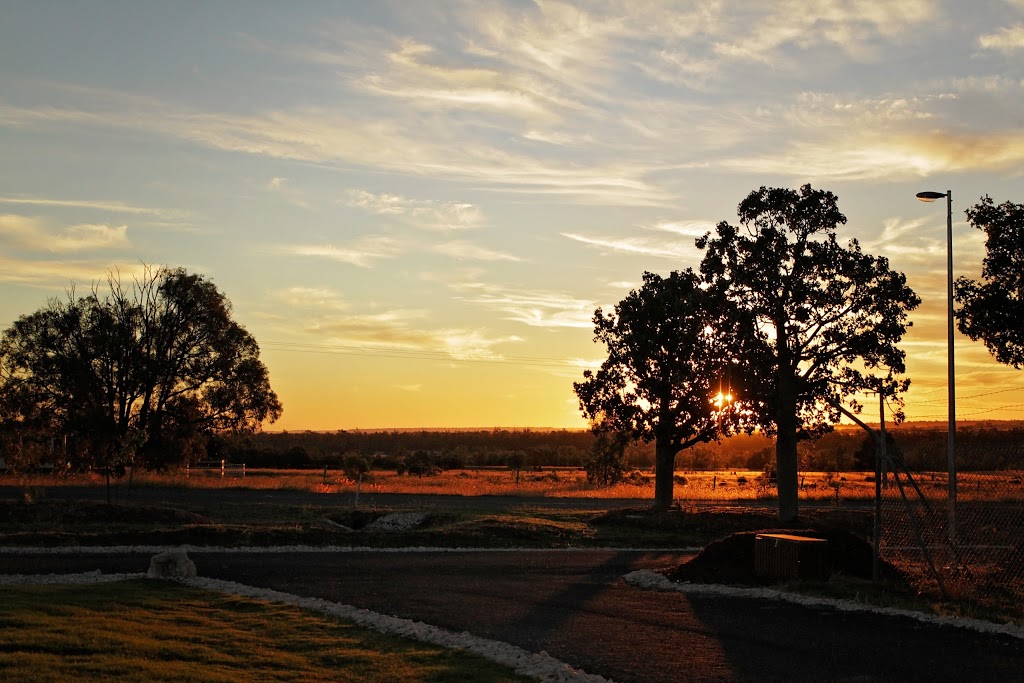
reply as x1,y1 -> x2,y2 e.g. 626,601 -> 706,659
0,569 -> 612,683
183,575 -> 611,683
0,570 -> 145,585
0,544 -> 698,554
623,569 -> 1024,641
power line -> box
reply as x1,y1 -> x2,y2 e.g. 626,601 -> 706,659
959,384 -> 1024,400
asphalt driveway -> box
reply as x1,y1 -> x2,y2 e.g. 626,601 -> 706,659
2,548 -> 1020,682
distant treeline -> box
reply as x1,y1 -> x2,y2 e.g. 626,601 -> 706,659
215,423 -> 1024,472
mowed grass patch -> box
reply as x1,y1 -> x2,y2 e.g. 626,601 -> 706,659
0,580 -> 532,683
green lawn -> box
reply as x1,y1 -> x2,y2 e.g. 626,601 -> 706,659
0,580 -> 532,683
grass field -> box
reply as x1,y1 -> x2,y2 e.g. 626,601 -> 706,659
0,580 -> 531,683
7,467 -> 880,500
11,466 -> 1022,504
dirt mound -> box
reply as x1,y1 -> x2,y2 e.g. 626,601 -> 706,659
591,506 -> 872,537
590,506 -> 780,533
0,500 -> 207,525
664,528 -> 882,585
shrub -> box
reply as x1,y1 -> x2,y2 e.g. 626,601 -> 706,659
405,450 -> 441,478
341,453 -> 370,480
583,429 -> 629,486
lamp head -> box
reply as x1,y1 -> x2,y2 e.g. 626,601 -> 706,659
916,191 -> 946,203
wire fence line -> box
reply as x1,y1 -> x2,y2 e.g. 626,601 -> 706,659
880,450 -> 1024,610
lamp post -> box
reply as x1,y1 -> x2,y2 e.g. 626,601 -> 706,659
916,189 -> 956,539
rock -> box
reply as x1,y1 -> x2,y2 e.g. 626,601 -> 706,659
147,549 -> 197,579
364,512 -> 427,532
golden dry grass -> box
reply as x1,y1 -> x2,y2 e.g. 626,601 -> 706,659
8,468 -> 1023,503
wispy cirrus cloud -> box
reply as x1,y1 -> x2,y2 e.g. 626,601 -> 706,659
0,195 -> 180,217
267,286 -> 521,361
448,280 -> 597,329
0,214 -> 129,252
358,39 -> 566,121
265,176 -> 312,210
562,230 -> 703,261
719,128 -> 1024,181
432,240 -> 520,262
344,189 -> 486,231
0,253 -> 145,287
0,92 -> 669,207
284,236 -> 402,268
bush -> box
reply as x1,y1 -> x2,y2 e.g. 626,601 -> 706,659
583,429 -> 630,486
405,450 -> 441,477
623,470 -> 647,485
341,453 -> 370,480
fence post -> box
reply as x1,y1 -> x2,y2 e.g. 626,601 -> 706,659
873,393 -> 886,581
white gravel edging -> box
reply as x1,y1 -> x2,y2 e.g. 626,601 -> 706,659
623,569 -> 1024,641
0,545 -> 699,554
0,570 -> 145,585
0,569 -> 612,682
182,576 -> 611,683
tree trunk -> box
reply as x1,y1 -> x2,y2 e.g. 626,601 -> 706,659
775,372 -> 799,522
653,441 -> 678,511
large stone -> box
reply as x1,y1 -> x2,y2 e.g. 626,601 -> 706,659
147,549 -> 197,579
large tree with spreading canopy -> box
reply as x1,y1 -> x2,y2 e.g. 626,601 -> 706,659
697,185 -> 920,521
955,196 -> 1024,368
574,270 -> 745,510
0,266 -> 281,480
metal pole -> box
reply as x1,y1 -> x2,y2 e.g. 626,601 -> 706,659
945,190 -> 957,542
873,392 -> 884,582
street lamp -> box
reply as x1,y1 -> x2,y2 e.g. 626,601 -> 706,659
916,189 -> 956,538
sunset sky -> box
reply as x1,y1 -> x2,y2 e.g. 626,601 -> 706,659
2,1 -> 1023,431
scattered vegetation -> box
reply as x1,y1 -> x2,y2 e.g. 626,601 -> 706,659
181,423 -> 1024,474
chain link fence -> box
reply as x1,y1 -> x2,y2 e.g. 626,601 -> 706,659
880,450 -> 1024,612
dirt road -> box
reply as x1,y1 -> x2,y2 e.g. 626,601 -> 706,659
3,549 -> 1020,682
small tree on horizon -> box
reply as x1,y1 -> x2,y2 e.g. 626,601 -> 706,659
582,422 -> 631,486
574,270 -> 746,510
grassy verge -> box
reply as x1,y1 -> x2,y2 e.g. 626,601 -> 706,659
777,573 -> 1024,627
0,580 -> 532,683
0,498 -> 871,549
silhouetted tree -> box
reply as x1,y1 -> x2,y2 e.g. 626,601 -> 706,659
405,450 -> 440,477
574,270 -> 745,510
582,423 -> 631,486
505,450 -> 527,484
698,185 -> 920,521
0,266 -> 282,484
852,432 -> 902,472
955,196 -> 1024,367
342,452 -> 371,480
